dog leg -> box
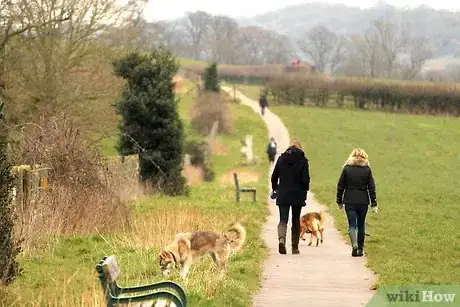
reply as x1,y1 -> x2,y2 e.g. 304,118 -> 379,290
300,227 -> 306,241
216,251 -> 229,273
308,233 -> 313,246
320,229 -> 324,244
179,257 -> 192,279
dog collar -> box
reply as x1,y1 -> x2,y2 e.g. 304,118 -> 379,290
168,251 -> 178,264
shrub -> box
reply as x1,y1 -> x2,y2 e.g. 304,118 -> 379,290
204,62 -> 220,92
0,102 -> 21,285
113,49 -> 187,196
190,91 -> 233,135
17,115 -> 129,248
185,139 -> 214,182
266,75 -> 460,116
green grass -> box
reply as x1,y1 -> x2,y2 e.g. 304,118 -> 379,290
1,89 -> 269,306
271,105 -> 460,286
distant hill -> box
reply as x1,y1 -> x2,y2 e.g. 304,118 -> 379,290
238,3 -> 460,61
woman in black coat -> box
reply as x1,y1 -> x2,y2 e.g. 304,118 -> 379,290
271,140 -> 310,255
336,148 -> 378,257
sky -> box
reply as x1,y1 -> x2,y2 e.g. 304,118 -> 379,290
143,0 -> 460,21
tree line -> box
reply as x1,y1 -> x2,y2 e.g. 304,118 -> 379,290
122,11 -> 297,66
297,16 -> 435,81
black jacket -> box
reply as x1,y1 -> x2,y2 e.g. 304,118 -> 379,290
336,157 -> 377,206
271,146 -> 310,206
266,142 -> 277,157
259,96 -> 268,108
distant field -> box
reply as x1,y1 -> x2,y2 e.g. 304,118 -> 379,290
271,104 -> 460,286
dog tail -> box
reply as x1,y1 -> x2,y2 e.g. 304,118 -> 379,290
176,234 -> 191,261
228,223 -> 246,252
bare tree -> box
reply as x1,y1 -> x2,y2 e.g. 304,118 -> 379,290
0,0 -> 71,73
372,17 -> 410,78
9,0 -> 147,118
182,11 -> 211,60
400,37 -> 433,80
206,15 -> 239,64
236,26 -> 262,65
236,26 -> 295,65
298,26 -> 346,74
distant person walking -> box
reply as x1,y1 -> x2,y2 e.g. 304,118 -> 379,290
259,94 -> 268,116
266,137 -> 277,164
270,140 -> 310,255
336,148 -> 378,257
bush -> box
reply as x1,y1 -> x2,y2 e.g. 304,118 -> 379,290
185,139 -> 214,182
0,102 -> 21,285
113,49 -> 187,196
204,62 -> 220,92
17,115 -> 129,247
190,91 -> 233,135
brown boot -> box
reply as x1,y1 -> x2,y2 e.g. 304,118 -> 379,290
278,223 -> 287,254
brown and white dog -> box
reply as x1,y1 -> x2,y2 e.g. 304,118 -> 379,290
300,211 -> 325,246
158,223 -> 246,279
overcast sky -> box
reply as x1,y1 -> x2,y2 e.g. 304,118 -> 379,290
143,0 -> 460,21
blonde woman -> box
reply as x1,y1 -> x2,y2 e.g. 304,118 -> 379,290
336,148 -> 378,257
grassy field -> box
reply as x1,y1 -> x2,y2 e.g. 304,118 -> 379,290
234,83 -> 460,286
1,88 -> 269,306
270,105 -> 460,286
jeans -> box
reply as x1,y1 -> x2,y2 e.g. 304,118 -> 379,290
345,204 -> 368,249
278,205 -> 302,246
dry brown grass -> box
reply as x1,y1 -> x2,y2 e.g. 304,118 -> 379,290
207,138 -> 228,156
219,169 -> 260,185
182,164 -> 204,186
4,203 -> 246,306
190,91 -> 234,135
13,115 -> 131,252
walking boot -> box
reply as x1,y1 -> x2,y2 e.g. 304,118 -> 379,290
349,228 -> 359,257
291,227 -> 300,254
278,223 -> 287,254
357,232 -> 365,257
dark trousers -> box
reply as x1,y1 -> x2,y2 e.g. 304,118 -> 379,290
345,204 -> 368,249
261,106 -> 266,115
278,205 -> 302,246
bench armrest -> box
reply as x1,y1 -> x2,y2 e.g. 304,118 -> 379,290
111,290 -> 185,307
117,281 -> 187,305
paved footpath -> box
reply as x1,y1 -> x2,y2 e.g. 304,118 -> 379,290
222,87 -> 377,307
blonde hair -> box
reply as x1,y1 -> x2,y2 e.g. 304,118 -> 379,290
344,148 -> 369,166
291,140 -> 303,149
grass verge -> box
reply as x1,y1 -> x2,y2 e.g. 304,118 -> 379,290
1,88 -> 269,306
271,104 -> 460,286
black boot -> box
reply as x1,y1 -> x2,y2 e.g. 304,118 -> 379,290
349,228 -> 359,257
352,247 -> 359,257
357,232 -> 365,257
278,223 -> 287,254
291,228 -> 300,254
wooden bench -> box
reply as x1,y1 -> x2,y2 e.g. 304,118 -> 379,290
95,255 -> 187,307
233,172 -> 256,202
